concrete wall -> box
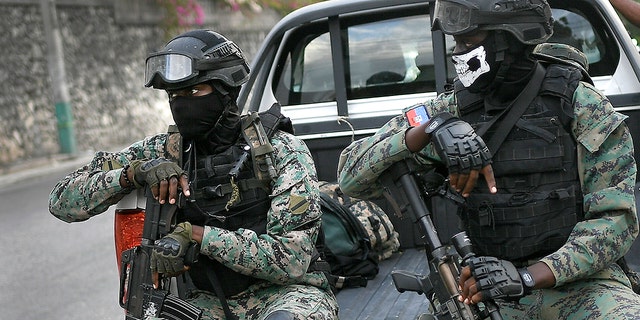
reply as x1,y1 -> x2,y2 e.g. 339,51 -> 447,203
0,0 -> 280,170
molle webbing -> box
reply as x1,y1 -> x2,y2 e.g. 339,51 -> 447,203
186,144 -> 271,222
460,63 -> 584,261
181,103 -> 294,298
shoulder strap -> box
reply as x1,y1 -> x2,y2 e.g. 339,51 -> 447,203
165,124 -> 183,166
258,103 -> 294,137
477,63 -> 546,154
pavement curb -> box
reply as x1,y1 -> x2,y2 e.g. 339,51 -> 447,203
0,151 -> 95,186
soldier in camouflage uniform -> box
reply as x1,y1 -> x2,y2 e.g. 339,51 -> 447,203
49,30 -> 338,320
338,0 -> 640,319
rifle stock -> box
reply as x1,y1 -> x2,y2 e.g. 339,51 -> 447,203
384,160 -> 502,320
119,187 -> 202,320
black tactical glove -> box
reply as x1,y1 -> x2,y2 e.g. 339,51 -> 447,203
468,256 -> 531,301
151,222 -> 197,275
130,158 -> 185,189
424,112 -> 492,174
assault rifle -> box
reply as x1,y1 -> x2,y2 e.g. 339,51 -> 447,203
118,187 -> 202,320
382,160 -> 502,320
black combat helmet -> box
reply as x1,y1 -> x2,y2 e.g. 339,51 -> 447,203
144,30 -> 250,90
432,0 -> 554,45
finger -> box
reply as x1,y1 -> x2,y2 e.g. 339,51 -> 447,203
151,184 -> 160,201
454,173 -> 469,193
470,289 -> 484,304
461,170 -> 479,197
180,174 -> 191,197
158,179 -> 169,204
481,165 -> 497,193
449,173 -> 459,190
152,272 -> 159,289
460,278 -> 476,303
168,176 -> 179,204
458,266 -> 472,288
459,268 -> 474,299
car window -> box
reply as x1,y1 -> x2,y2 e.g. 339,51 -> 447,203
346,15 -> 434,99
274,14 -> 433,107
274,30 -> 335,106
548,8 -> 613,75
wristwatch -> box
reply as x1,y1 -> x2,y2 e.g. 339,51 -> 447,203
518,268 -> 536,293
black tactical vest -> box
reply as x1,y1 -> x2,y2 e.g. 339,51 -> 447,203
181,142 -> 272,297
457,63 -> 585,262
176,103 -> 293,297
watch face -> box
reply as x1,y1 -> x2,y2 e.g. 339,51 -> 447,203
519,269 -> 535,288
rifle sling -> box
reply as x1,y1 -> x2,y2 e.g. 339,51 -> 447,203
205,270 -> 237,320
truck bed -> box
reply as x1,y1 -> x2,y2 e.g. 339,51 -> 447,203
336,248 -> 431,320
334,186 -> 640,320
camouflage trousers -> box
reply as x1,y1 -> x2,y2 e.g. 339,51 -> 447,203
496,265 -> 640,319
184,283 -> 339,320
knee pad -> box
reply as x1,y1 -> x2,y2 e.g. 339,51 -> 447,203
263,310 -> 295,320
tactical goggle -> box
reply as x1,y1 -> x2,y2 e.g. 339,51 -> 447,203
433,0 -> 549,35
433,0 -> 481,35
144,41 -> 244,87
145,53 -> 196,87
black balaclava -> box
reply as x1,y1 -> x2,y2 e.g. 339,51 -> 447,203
170,82 -> 241,155
483,34 -> 537,112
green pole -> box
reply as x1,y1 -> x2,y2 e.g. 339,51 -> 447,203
55,101 -> 76,154
41,0 -> 77,155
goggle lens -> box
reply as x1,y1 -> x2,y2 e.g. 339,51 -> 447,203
145,53 -> 195,86
434,1 -> 474,35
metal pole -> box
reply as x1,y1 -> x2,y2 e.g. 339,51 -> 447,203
40,0 -> 77,155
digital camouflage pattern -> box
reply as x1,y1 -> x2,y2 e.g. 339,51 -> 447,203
337,80 -> 640,317
497,267 -> 639,319
49,130 -> 339,319
183,284 -> 337,320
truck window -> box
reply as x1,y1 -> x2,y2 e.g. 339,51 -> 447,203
548,8 -> 617,76
346,15 -> 434,99
273,14 -> 433,107
274,30 -> 335,106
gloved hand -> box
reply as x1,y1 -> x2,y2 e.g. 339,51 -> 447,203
130,158 -> 185,189
467,256 -> 529,301
151,222 -> 196,276
424,112 -> 492,174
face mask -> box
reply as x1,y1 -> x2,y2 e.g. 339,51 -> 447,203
451,34 -> 500,92
452,45 -> 491,87
170,92 -> 226,140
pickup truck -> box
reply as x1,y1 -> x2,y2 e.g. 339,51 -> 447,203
235,0 -> 640,318
115,0 -> 640,318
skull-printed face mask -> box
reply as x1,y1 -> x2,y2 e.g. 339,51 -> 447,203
452,45 -> 491,87
451,33 -> 500,93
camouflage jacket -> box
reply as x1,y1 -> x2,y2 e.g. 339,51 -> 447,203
337,81 -> 638,287
49,130 -> 329,290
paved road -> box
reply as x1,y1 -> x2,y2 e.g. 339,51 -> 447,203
0,168 -> 123,320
